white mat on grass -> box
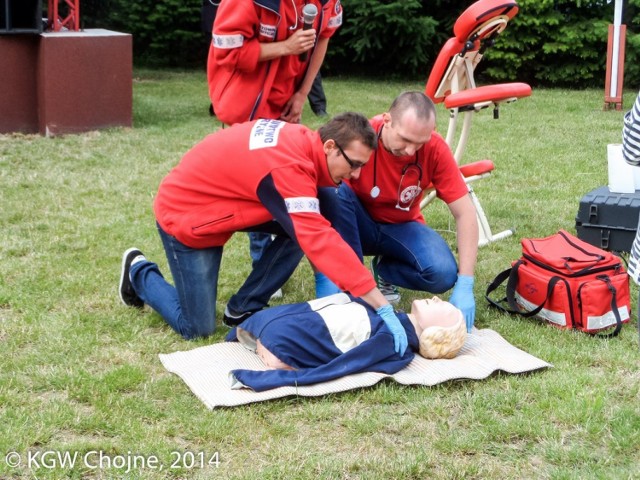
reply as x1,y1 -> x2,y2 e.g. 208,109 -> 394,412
159,328 -> 551,409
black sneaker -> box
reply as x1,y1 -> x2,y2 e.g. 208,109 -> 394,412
223,306 -> 259,327
119,248 -> 145,308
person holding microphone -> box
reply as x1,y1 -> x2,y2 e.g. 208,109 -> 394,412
207,0 -> 342,125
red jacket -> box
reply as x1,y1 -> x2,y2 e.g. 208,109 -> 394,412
347,115 -> 469,224
153,120 -> 375,296
207,0 -> 342,125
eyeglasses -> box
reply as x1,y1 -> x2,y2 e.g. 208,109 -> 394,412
335,142 -> 366,170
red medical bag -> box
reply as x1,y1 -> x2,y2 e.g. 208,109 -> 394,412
486,230 -> 630,336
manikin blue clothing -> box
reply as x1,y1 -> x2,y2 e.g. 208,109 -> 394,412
225,293 -> 419,392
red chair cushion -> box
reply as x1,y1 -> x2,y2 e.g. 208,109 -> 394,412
444,82 -> 531,109
454,0 -> 519,42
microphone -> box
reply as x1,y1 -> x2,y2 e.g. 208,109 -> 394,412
299,3 -> 318,62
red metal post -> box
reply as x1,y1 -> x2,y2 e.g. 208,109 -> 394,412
47,0 -> 81,32
604,24 -> 626,111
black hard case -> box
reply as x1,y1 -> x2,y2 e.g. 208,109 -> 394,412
575,186 -> 640,252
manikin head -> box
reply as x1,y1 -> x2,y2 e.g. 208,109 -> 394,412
411,297 -> 467,359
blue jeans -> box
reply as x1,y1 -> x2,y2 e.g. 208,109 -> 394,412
248,232 -> 273,267
318,184 -> 458,293
129,223 -> 303,339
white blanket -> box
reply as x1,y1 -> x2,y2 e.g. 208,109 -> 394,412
159,328 -> 551,409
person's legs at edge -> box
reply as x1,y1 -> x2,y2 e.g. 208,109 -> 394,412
128,224 -> 222,340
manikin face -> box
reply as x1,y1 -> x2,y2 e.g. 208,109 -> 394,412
324,139 -> 373,184
413,297 -> 467,359
411,297 -> 461,330
381,109 -> 435,157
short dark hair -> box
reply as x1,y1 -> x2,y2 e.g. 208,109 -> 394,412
389,91 -> 436,123
318,112 -> 377,150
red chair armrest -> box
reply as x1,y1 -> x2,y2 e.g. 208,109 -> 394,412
459,160 -> 495,178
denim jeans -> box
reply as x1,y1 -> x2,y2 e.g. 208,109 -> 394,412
248,232 -> 273,267
129,223 -> 303,339
318,184 -> 458,293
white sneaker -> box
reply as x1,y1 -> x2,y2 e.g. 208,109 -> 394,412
270,288 -> 283,301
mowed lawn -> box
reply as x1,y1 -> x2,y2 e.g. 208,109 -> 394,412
0,70 -> 639,479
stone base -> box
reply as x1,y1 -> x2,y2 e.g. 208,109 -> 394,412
0,29 -> 132,135
0,35 -> 39,133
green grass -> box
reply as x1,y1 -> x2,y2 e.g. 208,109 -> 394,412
1,69 -> 639,479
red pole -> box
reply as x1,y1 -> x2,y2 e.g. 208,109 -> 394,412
604,24 -> 626,111
604,0 -> 626,111
47,0 -> 80,32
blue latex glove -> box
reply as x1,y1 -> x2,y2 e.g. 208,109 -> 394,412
449,274 -> 475,332
376,304 -> 408,356
314,272 -> 341,298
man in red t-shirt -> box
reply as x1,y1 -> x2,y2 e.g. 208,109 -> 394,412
316,91 -> 479,331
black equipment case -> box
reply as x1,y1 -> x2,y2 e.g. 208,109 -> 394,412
575,186 -> 640,252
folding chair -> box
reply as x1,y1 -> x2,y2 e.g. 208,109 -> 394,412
420,0 -> 532,247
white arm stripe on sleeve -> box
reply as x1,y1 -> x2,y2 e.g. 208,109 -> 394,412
212,34 -> 244,49
328,12 -> 343,28
284,197 -> 320,214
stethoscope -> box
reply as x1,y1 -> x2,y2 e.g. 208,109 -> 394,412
289,0 -> 300,29
289,0 -> 311,30
370,126 -> 423,210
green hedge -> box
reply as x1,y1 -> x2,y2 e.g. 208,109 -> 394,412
479,0 -> 635,87
79,0 -> 640,88
81,0 -> 207,68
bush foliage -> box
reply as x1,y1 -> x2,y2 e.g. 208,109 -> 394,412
78,0 -> 640,87
81,0 -> 207,67
481,0 -> 633,87
325,0 -> 439,77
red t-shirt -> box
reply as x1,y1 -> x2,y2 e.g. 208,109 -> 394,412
347,115 -> 468,224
